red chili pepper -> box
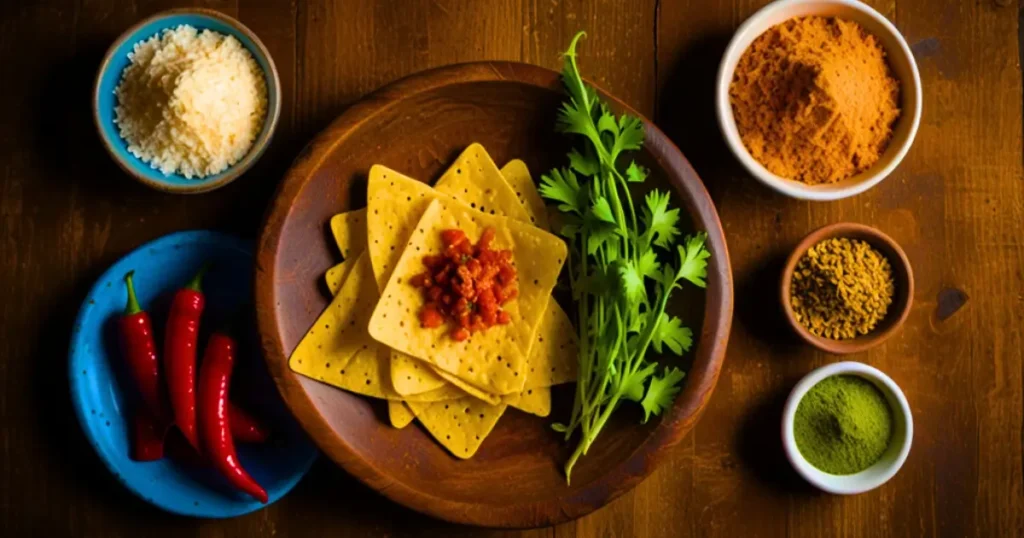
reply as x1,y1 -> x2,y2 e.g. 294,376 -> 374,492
198,332 -> 268,503
229,402 -> 270,444
129,408 -> 166,462
118,271 -> 167,422
164,266 -> 207,449
164,428 -> 206,468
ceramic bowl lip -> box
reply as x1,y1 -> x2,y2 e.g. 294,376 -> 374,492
780,222 -> 914,354
92,8 -> 282,194
782,361 -> 913,494
715,0 -> 923,201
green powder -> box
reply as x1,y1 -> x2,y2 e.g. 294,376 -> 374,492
794,374 -> 894,475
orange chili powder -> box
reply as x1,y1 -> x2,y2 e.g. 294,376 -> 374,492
729,16 -> 901,185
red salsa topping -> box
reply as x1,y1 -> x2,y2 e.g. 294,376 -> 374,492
411,227 -> 518,341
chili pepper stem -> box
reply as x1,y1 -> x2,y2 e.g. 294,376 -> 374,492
123,271 -> 142,315
185,263 -> 210,292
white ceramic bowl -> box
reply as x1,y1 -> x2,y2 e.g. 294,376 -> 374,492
716,0 -> 922,201
782,361 -> 913,494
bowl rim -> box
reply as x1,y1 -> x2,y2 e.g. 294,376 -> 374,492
781,361 -> 913,494
254,61 -> 734,528
91,7 -> 282,195
779,222 -> 914,354
715,0 -> 923,201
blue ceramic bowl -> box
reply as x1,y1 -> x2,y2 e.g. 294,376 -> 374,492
93,9 -> 281,194
69,230 -> 317,518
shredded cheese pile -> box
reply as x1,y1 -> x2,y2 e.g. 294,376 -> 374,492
114,25 -> 268,179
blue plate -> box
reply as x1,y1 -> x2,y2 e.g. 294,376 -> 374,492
69,230 -> 317,518
93,9 -> 281,194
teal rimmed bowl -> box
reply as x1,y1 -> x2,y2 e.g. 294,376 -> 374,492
92,9 -> 281,194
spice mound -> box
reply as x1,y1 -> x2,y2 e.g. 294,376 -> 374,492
411,227 -> 519,341
114,25 -> 268,179
729,16 -> 900,184
794,374 -> 894,475
790,237 -> 894,340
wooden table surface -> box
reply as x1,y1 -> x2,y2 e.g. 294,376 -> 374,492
2,0 -> 1022,536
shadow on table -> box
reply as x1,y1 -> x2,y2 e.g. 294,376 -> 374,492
734,251 -> 804,350
285,459 -> 453,535
735,383 -> 817,497
656,31 -> 742,204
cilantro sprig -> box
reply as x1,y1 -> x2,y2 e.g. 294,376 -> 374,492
540,32 -> 711,482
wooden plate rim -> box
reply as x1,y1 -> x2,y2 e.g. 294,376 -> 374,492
255,61 -> 734,528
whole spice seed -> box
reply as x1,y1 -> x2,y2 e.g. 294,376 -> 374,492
790,237 -> 894,339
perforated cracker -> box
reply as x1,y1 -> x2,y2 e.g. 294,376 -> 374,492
367,199 -> 566,395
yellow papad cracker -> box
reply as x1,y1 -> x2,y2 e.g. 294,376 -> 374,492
406,397 -> 507,459
499,159 -> 550,231
390,351 -> 448,395
433,143 -> 531,223
329,208 -> 368,259
291,324 -> 463,402
324,260 -> 352,296
366,166 -> 437,291
368,151 -> 531,397
434,369 -> 501,405
523,299 -> 579,389
306,148 -> 578,460
503,386 -> 551,417
290,252 -> 379,376
321,157 -> 576,392
496,160 -> 577,390
296,345 -> 390,399
388,401 -> 415,428
368,198 -> 567,395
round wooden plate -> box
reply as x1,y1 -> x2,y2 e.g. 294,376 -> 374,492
256,62 -> 733,528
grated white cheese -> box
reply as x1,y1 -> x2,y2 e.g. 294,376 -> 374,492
114,25 -> 268,179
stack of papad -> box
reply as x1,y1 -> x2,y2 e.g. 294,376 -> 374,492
289,144 -> 578,458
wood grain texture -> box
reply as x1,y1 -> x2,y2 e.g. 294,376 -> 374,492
1,0 -> 1021,536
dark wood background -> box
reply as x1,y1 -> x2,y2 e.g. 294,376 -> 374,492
2,0 -> 1021,536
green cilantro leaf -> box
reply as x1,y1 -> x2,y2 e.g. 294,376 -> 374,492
640,366 -> 686,423
625,161 -> 648,183
637,249 -> 660,280
540,168 -> 583,215
591,196 -> 616,224
620,361 -> 657,402
597,105 -> 619,137
610,115 -> 645,160
586,224 -> 619,256
561,223 -> 581,240
545,31 -> 712,483
641,190 -> 681,249
568,148 -> 599,177
557,100 -> 599,142
651,313 -> 693,355
615,259 -> 646,305
677,233 -> 710,288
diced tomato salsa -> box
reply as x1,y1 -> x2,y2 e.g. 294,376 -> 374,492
411,227 -> 518,340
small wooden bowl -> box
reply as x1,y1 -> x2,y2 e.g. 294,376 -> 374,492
780,223 -> 913,354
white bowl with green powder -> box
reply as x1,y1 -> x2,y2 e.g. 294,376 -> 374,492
782,361 -> 912,494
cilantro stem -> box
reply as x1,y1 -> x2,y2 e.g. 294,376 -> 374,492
543,31 -> 709,483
